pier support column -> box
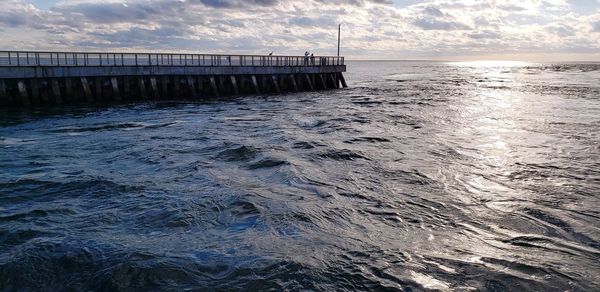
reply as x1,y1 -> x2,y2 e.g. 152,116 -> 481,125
95,77 -> 103,101
186,76 -> 198,99
30,79 -> 40,104
328,73 -> 338,89
52,79 -> 63,105
0,80 -> 6,102
196,76 -> 204,96
339,73 -> 348,88
65,78 -> 75,102
123,77 -> 131,99
173,76 -> 181,98
161,76 -> 169,99
218,76 -> 225,92
271,75 -> 281,93
40,81 -> 49,103
261,75 -> 268,92
81,77 -> 94,102
209,76 -> 220,97
230,75 -> 240,96
138,77 -> 148,99
251,75 -> 260,94
305,74 -> 314,91
289,74 -> 299,92
150,77 -> 160,99
111,77 -> 121,101
18,81 -> 30,106
319,74 -> 328,90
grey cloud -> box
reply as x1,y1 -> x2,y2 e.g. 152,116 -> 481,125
0,3 -> 50,29
497,4 -> 526,12
468,30 -> 500,39
90,26 -> 186,46
289,16 -> 336,27
413,18 -> 471,30
0,12 -> 28,27
412,4 -> 470,31
52,1 -> 188,24
546,24 -> 575,37
192,0 -> 279,8
313,0 -> 392,6
593,21 -> 600,32
55,2 -> 159,23
423,6 -> 444,17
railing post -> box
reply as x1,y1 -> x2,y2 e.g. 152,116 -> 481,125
16,52 -> 20,66
135,54 -> 138,66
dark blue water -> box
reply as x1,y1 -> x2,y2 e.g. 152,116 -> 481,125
1,61 -> 599,291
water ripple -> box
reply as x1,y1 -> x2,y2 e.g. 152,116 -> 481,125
1,61 -> 599,290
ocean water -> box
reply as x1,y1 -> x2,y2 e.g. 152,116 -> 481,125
1,61 -> 599,291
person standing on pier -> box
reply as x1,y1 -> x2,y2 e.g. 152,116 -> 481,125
304,51 -> 309,65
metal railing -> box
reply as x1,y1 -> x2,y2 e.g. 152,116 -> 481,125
0,51 -> 344,67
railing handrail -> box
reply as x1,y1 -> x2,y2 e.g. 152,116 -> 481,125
0,50 -> 342,59
0,50 -> 344,67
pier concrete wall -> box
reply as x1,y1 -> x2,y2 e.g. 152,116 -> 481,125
0,65 -> 346,79
0,51 -> 347,107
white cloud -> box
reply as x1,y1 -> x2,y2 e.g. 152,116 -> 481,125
0,0 -> 598,60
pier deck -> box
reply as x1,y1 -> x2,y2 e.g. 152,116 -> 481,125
0,51 -> 347,106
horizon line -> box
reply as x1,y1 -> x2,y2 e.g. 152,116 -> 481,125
344,59 -> 600,63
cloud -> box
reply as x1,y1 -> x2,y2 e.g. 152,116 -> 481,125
314,0 -> 392,5
593,21 -> 600,32
546,24 -> 576,36
0,0 -> 598,60
468,30 -> 500,39
193,0 -> 279,8
0,1 -> 51,29
423,5 -> 444,17
54,2 -> 160,23
411,5 -> 470,30
413,18 -> 470,30
289,16 -> 337,27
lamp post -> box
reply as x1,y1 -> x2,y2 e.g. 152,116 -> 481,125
337,24 -> 341,57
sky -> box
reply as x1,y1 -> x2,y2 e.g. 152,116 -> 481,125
1,0 -> 599,61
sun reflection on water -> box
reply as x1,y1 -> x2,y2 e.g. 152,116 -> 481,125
447,60 -> 532,67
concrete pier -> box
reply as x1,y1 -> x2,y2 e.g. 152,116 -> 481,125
0,51 -> 347,107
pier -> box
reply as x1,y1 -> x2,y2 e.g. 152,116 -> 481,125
0,51 -> 347,107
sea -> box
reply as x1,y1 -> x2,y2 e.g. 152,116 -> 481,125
1,61 -> 599,291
